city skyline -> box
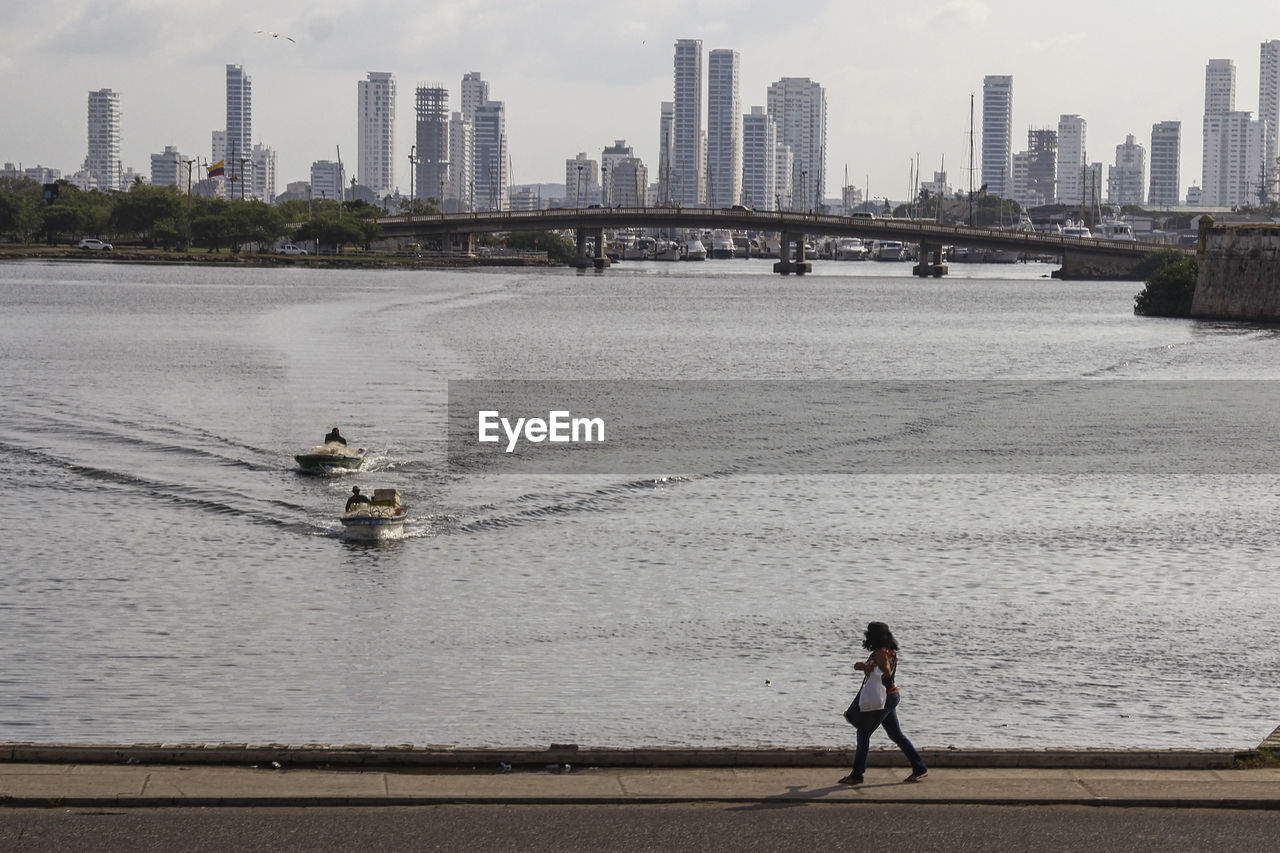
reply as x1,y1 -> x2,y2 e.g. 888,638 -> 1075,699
2,1 -> 1278,203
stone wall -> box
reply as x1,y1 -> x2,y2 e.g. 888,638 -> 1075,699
1191,217 -> 1280,321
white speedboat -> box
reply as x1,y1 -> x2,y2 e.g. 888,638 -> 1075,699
681,239 -> 707,261
1062,220 -> 1093,239
295,441 -> 365,473
872,240 -> 904,261
340,488 -> 408,540
709,230 -> 735,259
836,237 -> 868,260
654,240 -> 682,261
1097,220 -> 1136,241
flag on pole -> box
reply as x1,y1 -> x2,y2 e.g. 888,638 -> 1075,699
207,160 -> 225,178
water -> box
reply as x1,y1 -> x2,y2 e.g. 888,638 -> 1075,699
1,258 -> 1278,750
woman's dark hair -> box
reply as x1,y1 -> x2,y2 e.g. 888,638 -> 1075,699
862,622 -> 899,651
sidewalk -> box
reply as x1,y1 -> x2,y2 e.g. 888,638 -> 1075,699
3,745 -> 1279,809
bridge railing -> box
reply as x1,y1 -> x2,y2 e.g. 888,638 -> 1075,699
369,208 -> 1175,253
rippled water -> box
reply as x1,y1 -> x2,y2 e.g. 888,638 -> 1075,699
1,258 -> 1278,750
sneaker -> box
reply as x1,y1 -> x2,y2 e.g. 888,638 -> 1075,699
904,770 -> 928,783
837,775 -> 863,785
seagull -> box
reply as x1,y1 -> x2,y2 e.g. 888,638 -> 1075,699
255,30 -> 296,43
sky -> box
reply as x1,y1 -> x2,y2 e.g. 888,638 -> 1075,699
2,0 -> 1277,201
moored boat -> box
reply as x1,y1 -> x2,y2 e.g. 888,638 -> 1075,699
681,239 -> 707,261
340,488 -> 408,540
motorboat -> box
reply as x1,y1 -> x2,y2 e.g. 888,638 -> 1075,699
295,441 -> 365,473
654,240 -> 682,261
681,239 -> 707,261
1062,220 -> 1093,239
836,237 -> 868,260
1097,220 -> 1136,241
709,230 -> 735,259
872,240 -> 904,261
340,488 -> 408,540
623,236 -> 656,260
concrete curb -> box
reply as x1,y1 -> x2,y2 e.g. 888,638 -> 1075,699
0,743 -> 1255,771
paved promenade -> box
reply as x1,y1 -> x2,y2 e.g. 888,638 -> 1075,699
3,745 -> 1279,809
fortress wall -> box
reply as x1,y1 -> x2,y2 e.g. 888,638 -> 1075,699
1192,219 -> 1280,321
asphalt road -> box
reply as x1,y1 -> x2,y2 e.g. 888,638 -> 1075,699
4,803 -> 1280,852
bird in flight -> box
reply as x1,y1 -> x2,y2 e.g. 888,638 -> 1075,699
255,30 -> 296,43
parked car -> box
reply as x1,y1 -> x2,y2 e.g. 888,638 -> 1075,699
77,237 -> 113,251
277,244 -> 308,255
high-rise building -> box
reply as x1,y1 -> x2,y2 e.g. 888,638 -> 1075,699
150,145 -> 183,188
460,72 -> 488,125
85,88 -> 121,190
601,139 -> 634,206
672,39 -> 703,206
225,65 -> 252,181
1011,151 -> 1032,208
742,106 -> 778,211
1260,40 -> 1280,200
1202,58 -> 1264,206
447,112 -> 472,212
1204,59 -> 1236,115
981,75 -> 1013,197
707,48 -> 742,208
775,142 -> 794,210
251,143 -> 277,203
415,85 -> 449,204
610,157 -> 648,208
1148,121 -> 1181,207
1055,114 -> 1087,206
1027,128 -> 1056,208
310,160 -> 343,202
473,100 -> 507,211
657,101 -> 675,205
565,153 -> 600,207
1107,134 -> 1145,205
1203,111 -> 1265,206
766,77 -> 826,210
358,72 -> 396,197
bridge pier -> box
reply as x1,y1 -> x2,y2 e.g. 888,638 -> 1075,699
773,232 -> 812,275
568,228 -> 610,269
913,240 -> 948,277
447,233 -> 473,255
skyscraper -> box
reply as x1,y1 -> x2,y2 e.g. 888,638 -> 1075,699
672,40 -> 703,206
473,100 -> 507,211
707,48 -> 742,208
742,106 -> 778,211
1055,114 -> 1086,206
1027,127 -> 1057,208
85,88 -> 121,190
1148,121 -> 1181,207
657,101 -> 675,205
358,72 -> 396,197
1106,134 -> 1145,205
981,75 -> 1013,197
150,145 -> 183,188
601,139 -> 633,206
1260,40 -> 1280,200
460,72 -> 488,125
1202,58 -> 1264,206
447,112 -> 472,212
415,85 -> 449,204
225,65 -> 252,191
766,77 -> 826,210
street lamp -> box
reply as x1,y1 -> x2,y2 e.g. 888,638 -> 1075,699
801,169 -> 808,212
182,158 -> 195,250
576,163 -> 583,208
407,145 -> 417,212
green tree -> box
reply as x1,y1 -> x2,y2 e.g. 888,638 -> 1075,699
505,230 -> 574,261
41,184 -> 114,244
1134,255 -> 1198,317
396,197 -> 441,216
0,176 -> 44,242
111,184 -> 183,248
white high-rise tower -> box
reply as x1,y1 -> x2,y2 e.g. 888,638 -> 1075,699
358,72 -> 396,197
707,48 -> 742,208
85,88 -> 121,190
981,75 -> 1013,197
225,65 -> 252,191
1260,41 -> 1280,200
1055,114 -> 1087,205
766,77 -> 826,211
672,39 -> 703,206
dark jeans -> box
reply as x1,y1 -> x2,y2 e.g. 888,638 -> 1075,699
844,691 -> 927,777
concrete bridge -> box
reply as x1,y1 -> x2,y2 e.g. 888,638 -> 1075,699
370,207 -> 1188,278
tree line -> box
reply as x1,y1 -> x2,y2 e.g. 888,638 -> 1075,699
0,176 -> 394,252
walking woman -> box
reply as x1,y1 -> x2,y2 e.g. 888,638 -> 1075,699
840,621 -> 928,785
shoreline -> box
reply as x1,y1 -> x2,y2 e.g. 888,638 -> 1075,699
0,245 -> 559,270
1,743 -> 1264,771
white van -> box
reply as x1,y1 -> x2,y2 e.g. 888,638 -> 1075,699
277,244 -> 308,255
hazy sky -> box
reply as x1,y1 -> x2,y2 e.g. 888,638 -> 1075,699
2,0 -> 1277,200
